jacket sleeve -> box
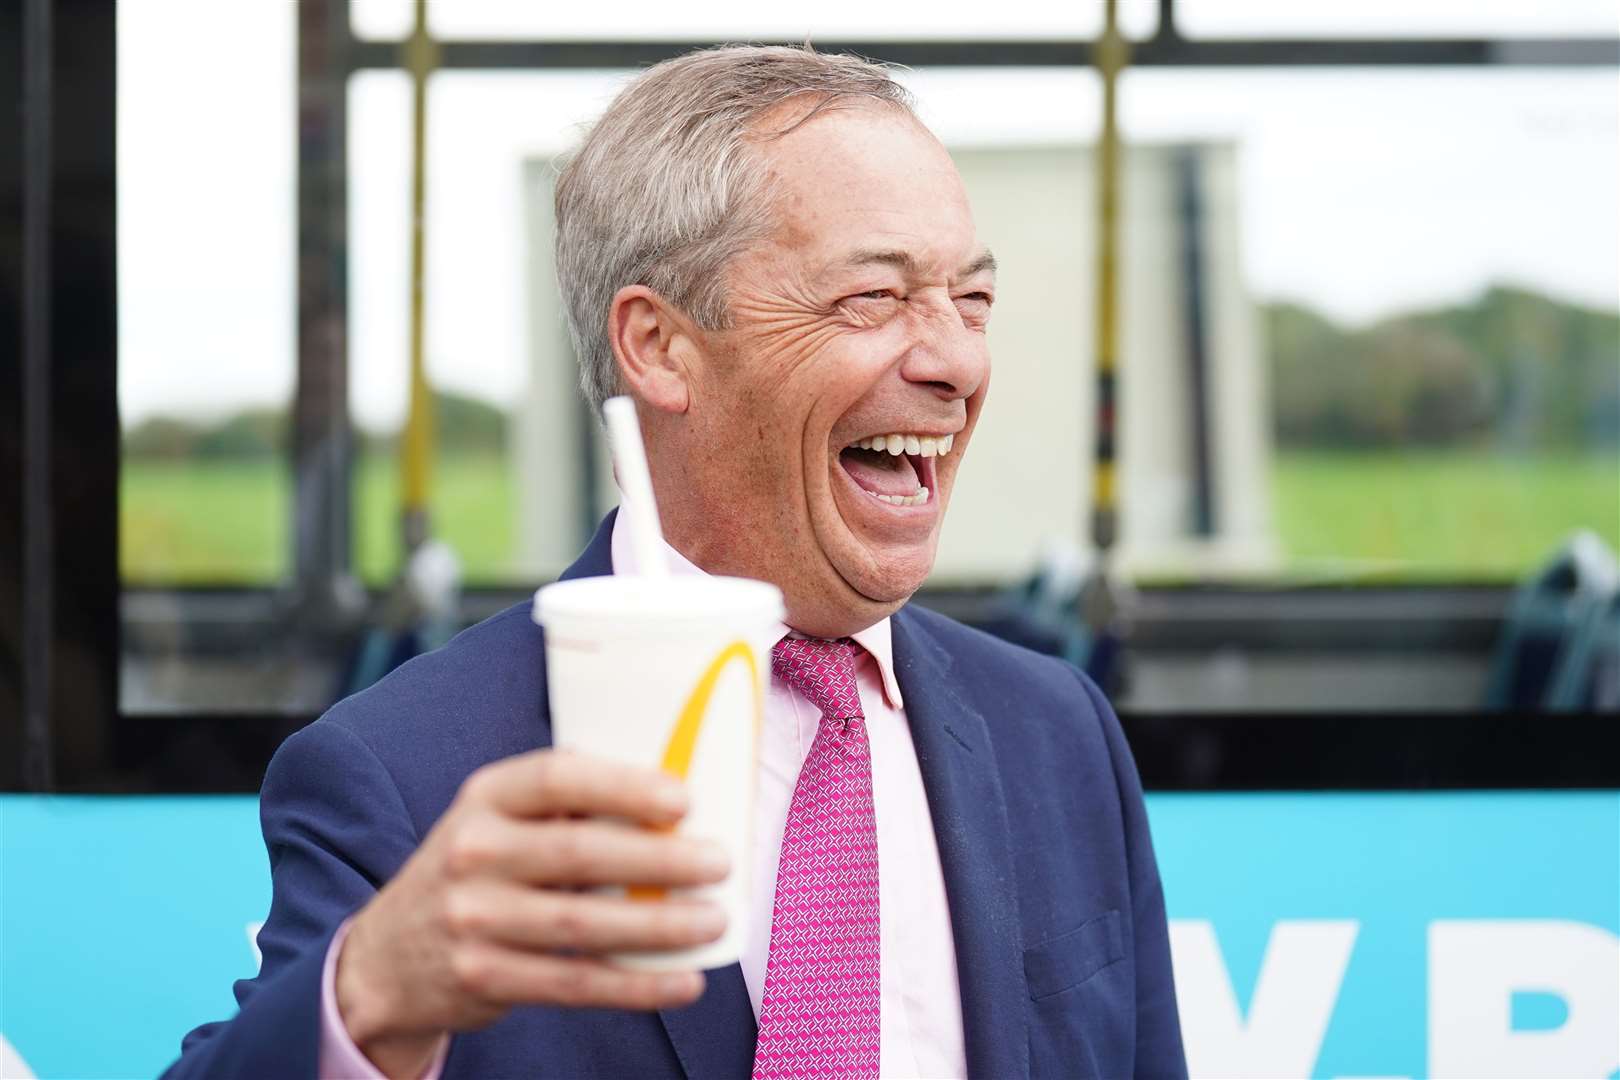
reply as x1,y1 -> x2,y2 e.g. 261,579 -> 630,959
1079,670 -> 1190,1080
160,718 -> 423,1080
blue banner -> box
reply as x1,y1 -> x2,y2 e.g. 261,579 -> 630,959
2,792 -> 1616,1078
1150,792 -> 1619,1079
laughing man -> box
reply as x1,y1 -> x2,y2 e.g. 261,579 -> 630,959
165,45 -> 1187,1080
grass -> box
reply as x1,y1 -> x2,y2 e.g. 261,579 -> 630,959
122,454 -> 517,586
121,459 -> 292,582
1272,450 -> 1619,581
351,453 -> 518,585
122,449 -> 1619,586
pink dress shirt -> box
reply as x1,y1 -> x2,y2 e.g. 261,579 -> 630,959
316,513 -> 966,1078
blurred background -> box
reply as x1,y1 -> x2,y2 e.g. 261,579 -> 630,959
74,0 -> 1617,742
2,3 -> 1618,1076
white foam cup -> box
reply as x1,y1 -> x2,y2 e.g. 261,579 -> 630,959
532,574 -> 784,971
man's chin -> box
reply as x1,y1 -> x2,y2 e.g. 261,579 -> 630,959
772,544 -> 931,637
800,487 -> 939,628
835,547 -> 934,608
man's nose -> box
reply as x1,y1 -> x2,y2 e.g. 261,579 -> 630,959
897,305 -> 989,401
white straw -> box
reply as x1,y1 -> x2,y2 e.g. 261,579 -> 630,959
602,396 -> 669,577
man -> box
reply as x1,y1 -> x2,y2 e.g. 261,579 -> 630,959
164,45 -> 1185,1080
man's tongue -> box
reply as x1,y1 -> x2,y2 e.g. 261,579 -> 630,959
839,446 -> 920,497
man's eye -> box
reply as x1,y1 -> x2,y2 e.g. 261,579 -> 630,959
954,292 -> 994,328
853,290 -> 894,301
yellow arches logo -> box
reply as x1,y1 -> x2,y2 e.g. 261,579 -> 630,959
656,640 -> 762,781
628,640 -> 761,902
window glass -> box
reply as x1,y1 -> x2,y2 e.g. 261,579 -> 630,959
113,13 -> 1619,724
1118,69 -> 1619,581
118,0 -> 295,586
348,71 -> 633,584
348,65 -> 1618,587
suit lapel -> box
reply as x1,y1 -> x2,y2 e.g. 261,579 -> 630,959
657,966 -> 758,1080
552,511 -> 760,1078
892,607 -> 1031,1080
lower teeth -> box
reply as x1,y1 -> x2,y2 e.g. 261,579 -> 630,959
873,486 -> 929,507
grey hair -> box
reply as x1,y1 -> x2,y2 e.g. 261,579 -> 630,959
554,45 -> 916,410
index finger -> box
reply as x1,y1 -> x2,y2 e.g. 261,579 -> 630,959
470,749 -> 689,825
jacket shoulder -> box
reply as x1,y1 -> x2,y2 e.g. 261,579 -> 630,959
307,601 -> 551,828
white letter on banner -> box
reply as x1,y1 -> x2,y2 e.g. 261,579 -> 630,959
0,1035 -> 37,1080
1429,919 -> 1620,1079
1169,919 -> 1359,1078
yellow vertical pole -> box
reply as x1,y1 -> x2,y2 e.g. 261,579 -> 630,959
401,0 -> 437,552
1074,0 -> 1133,669
1092,0 -> 1129,557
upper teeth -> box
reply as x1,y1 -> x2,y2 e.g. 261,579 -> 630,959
852,432 -> 955,457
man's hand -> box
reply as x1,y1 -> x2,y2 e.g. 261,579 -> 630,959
334,749 -> 730,1078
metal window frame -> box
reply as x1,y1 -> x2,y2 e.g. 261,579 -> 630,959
345,36 -> 1620,70
4,0 -> 120,792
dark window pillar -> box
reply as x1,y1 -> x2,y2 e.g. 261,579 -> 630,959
1,0 -> 119,789
294,0 -> 354,614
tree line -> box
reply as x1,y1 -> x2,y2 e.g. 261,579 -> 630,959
1267,285 -> 1619,450
123,390 -> 508,461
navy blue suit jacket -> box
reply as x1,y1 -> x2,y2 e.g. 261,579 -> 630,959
165,514 -> 1186,1079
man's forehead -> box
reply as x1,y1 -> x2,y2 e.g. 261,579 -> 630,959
820,246 -> 997,282
752,105 -> 986,283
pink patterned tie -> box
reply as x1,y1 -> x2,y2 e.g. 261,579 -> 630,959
752,637 -> 881,1080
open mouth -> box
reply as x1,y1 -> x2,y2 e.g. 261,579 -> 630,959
837,432 -> 955,509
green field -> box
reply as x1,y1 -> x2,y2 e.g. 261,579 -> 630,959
123,454 -> 517,585
1272,451 -> 1619,581
122,450 -> 1619,586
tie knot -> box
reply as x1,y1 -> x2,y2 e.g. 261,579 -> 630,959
771,637 -> 864,722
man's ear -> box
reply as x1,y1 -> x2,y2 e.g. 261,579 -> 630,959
608,285 -> 698,415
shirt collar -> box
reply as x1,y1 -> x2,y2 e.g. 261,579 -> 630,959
608,508 -> 905,710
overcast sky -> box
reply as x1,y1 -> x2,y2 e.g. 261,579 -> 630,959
118,1 -> 1620,429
